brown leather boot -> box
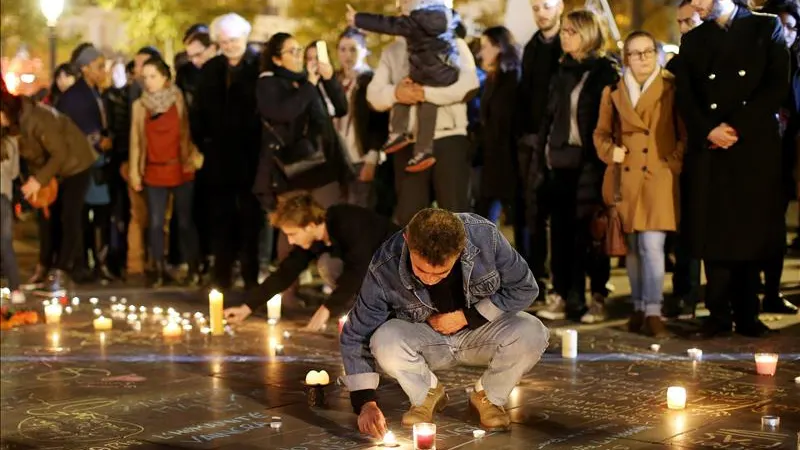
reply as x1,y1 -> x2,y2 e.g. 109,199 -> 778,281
401,385 -> 448,427
644,316 -> 669,338
628,311 -> 645,333
469,390 -> 511,431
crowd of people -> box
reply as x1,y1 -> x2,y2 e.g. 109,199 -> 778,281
1,0 -> 800,436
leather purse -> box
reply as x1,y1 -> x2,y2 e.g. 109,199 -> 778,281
262,120 -> 326,179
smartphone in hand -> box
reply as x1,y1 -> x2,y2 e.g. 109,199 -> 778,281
316,41 -> 330,65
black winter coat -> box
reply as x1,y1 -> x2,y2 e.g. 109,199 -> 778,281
479,68 -> 520,202
355,5 -> 459,87
252,70 -> 349,209
525,55 -> 619,223
194,49 -> 262,188
674,8 -> 788,261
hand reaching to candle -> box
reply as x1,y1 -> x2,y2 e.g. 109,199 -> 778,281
21,177 -> 41,200
427,310 -> 468,335
302,305 -> 330,332
223,304 -> 252,324
358,401 -> 387,438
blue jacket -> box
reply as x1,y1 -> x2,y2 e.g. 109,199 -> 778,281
340,213 -> 539,395
57,78 -> 110,205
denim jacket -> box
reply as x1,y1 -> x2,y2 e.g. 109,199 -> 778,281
340,213 -> 539,393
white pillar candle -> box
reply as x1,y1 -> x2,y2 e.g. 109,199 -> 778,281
44,304 -> 63,324
93,316 -> 113,331
267,294 -> 281,323
667,386 -> 687,410
561,329 -> 578,359
687,348 -> 703,360
208,289 -> 224,336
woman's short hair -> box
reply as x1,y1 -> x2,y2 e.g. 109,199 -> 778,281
210,13 -> 252,42
564,9 -> 607,59
622,30 -> 658,66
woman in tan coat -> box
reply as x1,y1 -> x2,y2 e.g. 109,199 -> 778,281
129,57 -> 202,288
593,31 -> 685,337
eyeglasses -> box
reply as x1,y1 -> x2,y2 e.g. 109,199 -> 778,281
627,48 -> 656,60
560,27 -> 577,37
282,47 -> 303,56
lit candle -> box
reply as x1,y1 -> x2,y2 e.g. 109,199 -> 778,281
383,430 -> 399,447
267,294 -> 281,324
64,306 -> 73,314
126,314 -> 138,323
200,326 -> 211,335
283,330 -> 291,339
667,386 -> 687,410
472,429 -> 486,439
139,306 -> 146,313
562,329 -> 578,359
152,306 -> 163,315
89,297 -> 99,305
650,344 -> 661,352
687,348 -> 703,360
120,298 -> 128,304
71,297 -> 80,306
128,305 -> 136,312
275,344 -> 284,355
93,316 -> 113,331
338,315 -> 348,334
110,296 -> 117,303
208,289 -> 224,336
413,423 -> 436,450
44,304 -> 62,324
754,353 -> 779,376
93,308 -> 102,316
162,321 -> 182,338
305,370 -> 321,385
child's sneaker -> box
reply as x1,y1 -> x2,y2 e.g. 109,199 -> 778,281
381,132 -> 414,154
406,153 -> 436,173
10,291 -> 26,304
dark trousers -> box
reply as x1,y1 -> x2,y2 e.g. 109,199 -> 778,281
549,169 -> 609,313
705,260 -> 761,328
474,196 -> 529,271
393,135 -> 471,226
48,170 -> 91,271
82,203 -> 111,271
146,182 -> 199,267
0,195 -> 20,289
211,185 -> 263,290
762,199 -> 790,299
672,232 -> 701,303
193,167 -> 212,263
392,102 -> 438,156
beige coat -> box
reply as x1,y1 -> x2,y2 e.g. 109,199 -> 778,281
128,88 -> 200,188
593,71 -> 686,233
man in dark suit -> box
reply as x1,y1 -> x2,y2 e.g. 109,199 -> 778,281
675,0 -> 789,338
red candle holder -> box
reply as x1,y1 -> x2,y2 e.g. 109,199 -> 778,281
413,423 -> 436,450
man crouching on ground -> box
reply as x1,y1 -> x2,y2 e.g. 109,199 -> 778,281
340,208 -> 550,436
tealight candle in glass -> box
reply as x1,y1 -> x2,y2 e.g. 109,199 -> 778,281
754,353 -> 778,376
413,423 -> 436,450
667,386 -> 687,410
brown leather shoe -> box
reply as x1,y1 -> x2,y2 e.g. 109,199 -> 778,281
628,311 -> 645,333
469,390 -> 511,431
401,384 -> 448,427
644,315 -> 669,338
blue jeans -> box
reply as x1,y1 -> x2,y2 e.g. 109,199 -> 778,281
145,183 -> 198,265
626,231 -> 667,317
369,312 -> 549,407
0,195 -> 20,289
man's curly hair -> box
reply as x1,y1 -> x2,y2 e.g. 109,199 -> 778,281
406,209 -> 466,266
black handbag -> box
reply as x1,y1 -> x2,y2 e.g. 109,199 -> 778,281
262,120 -> 326,179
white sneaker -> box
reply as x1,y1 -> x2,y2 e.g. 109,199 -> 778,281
537,293 -> 566,320
580,301 -> 606,324
10,290 -> 26,304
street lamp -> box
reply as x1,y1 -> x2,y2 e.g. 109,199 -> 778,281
40,0 -> 65,73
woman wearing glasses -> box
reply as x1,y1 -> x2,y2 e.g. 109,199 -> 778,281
533,10 -> 619,324
593,31 -> 686,337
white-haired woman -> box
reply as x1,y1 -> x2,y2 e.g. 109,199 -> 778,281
194,13 -> 264,292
